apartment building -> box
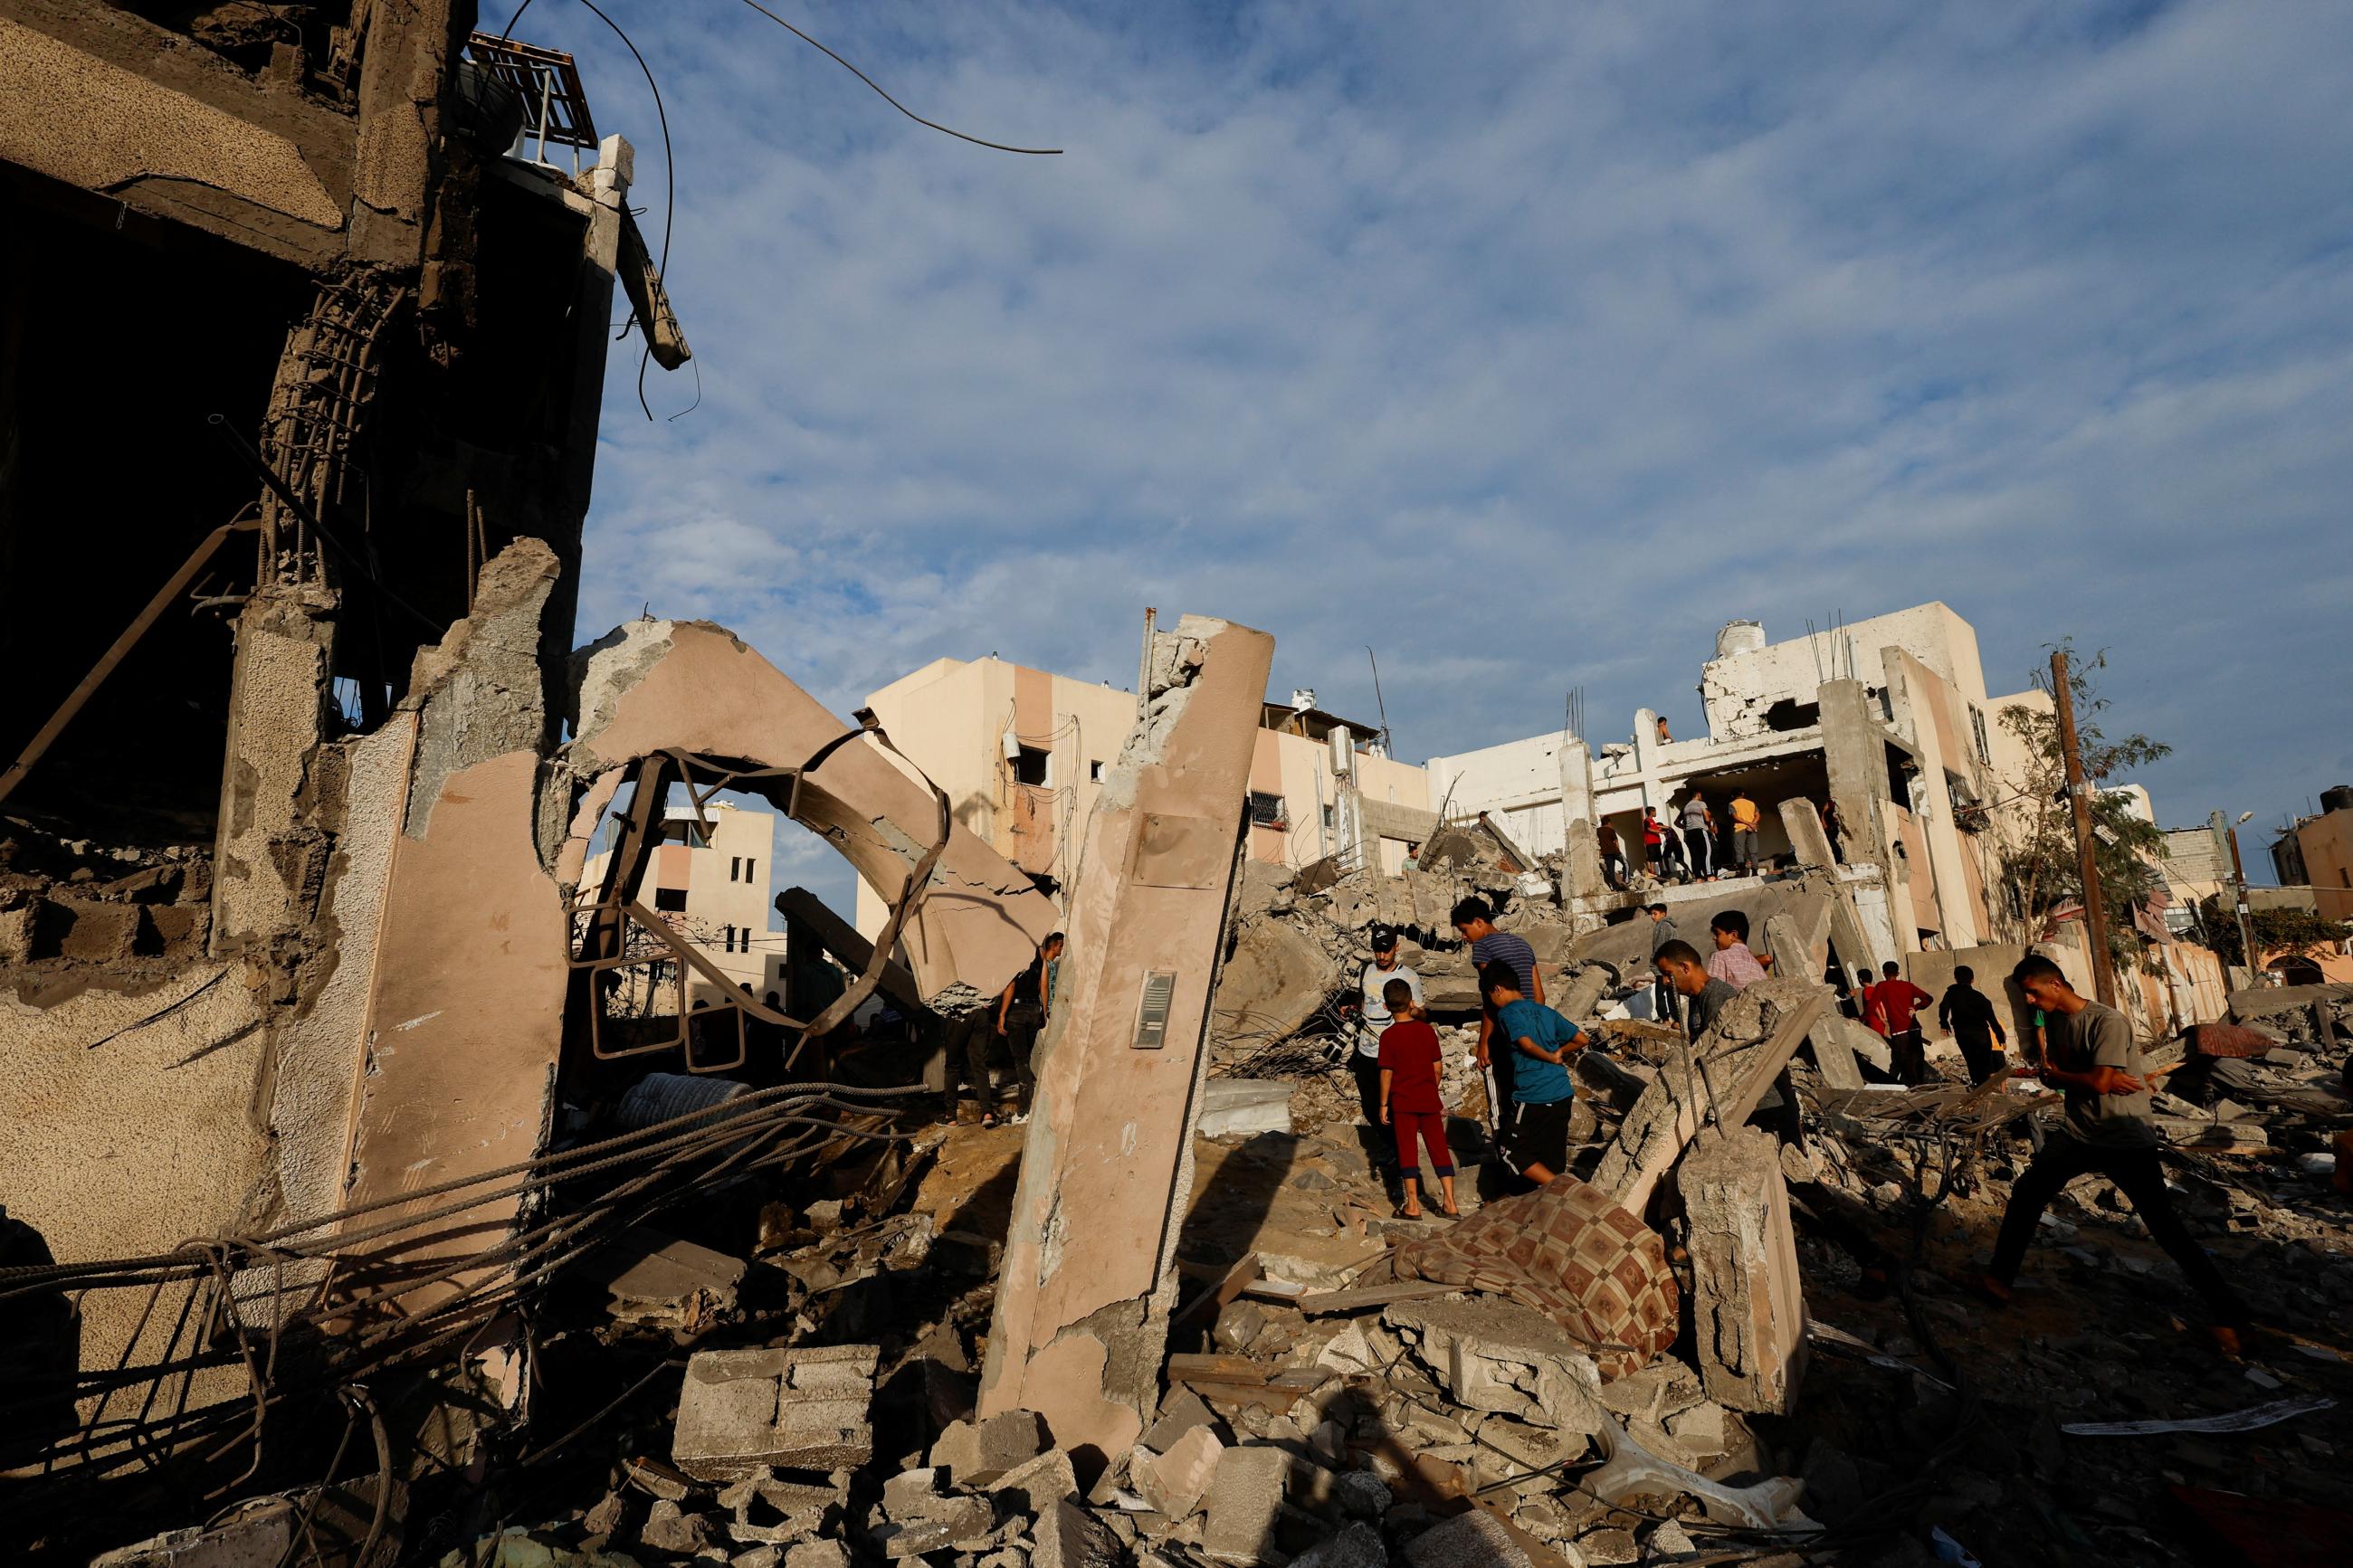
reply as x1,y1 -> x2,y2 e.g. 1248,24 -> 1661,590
580,801 -> 781,1003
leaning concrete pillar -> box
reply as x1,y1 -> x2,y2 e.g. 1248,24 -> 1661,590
1677,1126 -> 1807,1415
977,614 -> 1276,1470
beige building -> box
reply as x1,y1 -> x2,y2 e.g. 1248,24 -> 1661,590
859,658 -> 1434,934
581,801 -> 784,1003
2272,787 -> 2353,922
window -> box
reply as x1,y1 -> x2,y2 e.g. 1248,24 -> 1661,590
1015,746 -> 1050,786
729,856 -> 741,881
1248,791 -> 1288,828
743,857 -> 757,885
1090,759 -> 1105,782
1969,705 -> 1991,765
1321,804 -> 1337,831
722,923 -> 737,953
653,886 -> 689,912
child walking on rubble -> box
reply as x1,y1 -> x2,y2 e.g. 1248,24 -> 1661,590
1376,978 -> 1458,1219
1974,955 -> 2253,1354
1480,962 -> 1586,1187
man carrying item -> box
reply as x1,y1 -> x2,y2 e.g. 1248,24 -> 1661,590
1865,960 -> 1934,1085
1481,962 -> 1585,1186
1453,897 -> 1543,1170
1938,965 -> 2009,1084
1345,927 -> 1423,1188
1645,903 -> 1681,1027
1976,955 -> 2252,1354
1729,789 -> 1763,875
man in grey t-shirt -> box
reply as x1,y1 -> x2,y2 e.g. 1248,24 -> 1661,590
1346,927 -> 1423,1183
1977,955 -> 2250,1349
1645,904 -> 1681,1028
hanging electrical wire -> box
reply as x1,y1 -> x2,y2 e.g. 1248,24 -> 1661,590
734,0 -> 1063,155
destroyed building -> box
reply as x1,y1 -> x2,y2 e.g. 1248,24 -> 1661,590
5,14 -> 2352,1568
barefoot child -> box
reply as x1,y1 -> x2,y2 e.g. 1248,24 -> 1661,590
1377,978 -> 1459,1218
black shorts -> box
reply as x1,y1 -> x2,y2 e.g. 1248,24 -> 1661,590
1509,1098 -> 1573,1173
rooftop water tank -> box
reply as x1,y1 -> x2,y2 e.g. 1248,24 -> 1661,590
2322,784 -> 2353,815
1715,620 -> 1767,658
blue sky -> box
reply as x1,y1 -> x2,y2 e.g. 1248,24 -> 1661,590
553,1 -> 2353,909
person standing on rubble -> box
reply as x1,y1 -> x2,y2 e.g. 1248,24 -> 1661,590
1937,965 -> 2009,1083
1481,962 -> 1585,1186
1679,794 -> 1714,879
1820,797 -> 1844,863
1596,820 -> 1628,890
1976,955 -> 2253,1353
984,932 -> 1065,1127
1655,941 -> 1739,1038
1344,927 -> 1423,1190
1729,789 -> 1763,875
1640,806 -> 1679,882
1376,977 -> 1459,1218
1865,961 -> 1934,1085
1453,897 -> 1543,1171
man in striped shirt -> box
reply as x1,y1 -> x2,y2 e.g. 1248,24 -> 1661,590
1453,897 -> 1544,1171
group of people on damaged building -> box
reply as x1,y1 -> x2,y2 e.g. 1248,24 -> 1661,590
1595,788 -> 1845,892
1338,892 -> 2257,1354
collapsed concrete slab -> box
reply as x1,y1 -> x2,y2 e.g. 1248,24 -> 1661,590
1589,974 -> 1830,1217
978,614 -> 1277,1468
1676,1126 -> 1807,1415
1382,1297 -> 1609,1435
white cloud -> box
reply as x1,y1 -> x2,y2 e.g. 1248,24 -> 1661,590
543,0 -> 2353,899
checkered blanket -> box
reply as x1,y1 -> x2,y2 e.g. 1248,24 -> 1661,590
1391,1174 -> 1679,1381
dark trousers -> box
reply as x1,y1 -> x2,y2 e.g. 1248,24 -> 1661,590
1482,1037 -> 1520,1169
1653,972 -> 1681,1031
1351,1052 -> 1396,1172
949,1017 -> 1036,1116
1956,1031 -> 2005,1084
1990,1137 -> 2250,1327
1682,827 -> 1711,878
1889,1025 -> 1928,1085
1601,851 -> 1627,889
1732,826 -> 1758,872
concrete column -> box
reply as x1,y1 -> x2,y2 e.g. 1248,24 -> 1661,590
1677,1126 -> 1807,1415
1558,736 -> 1604,899
1777,798 -> 1833,870
1816,680 -> 1882,869
978,614 -> 1276,1472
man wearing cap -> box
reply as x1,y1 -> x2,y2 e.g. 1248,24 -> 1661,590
1348,927 -> 1423,1187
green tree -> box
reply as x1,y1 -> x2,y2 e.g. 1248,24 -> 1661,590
1992,641 -> 2170,970
2193,896 -> 2351,972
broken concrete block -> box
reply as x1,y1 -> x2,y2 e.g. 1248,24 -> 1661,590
782,1543 -> 850,1568
1291,1521 -> 1389,1568
1676,1126 -> 1806,1416
1197,1078 -> 1295,1138
55,898 -> 141,963
584,1226 -> 746,1327
1575,1525 -> 1639,1563
1818,1012 -> 1892,1076
1805,1018 -> 1864,1090
872,1493 -> 995,1558
1213,1298 -> 1268,1352
87,1512 -> 293,1567
1031,1497 -> 1119,1568
929,1407 -> 1049,1487
672,1345 -> 877,1480
1144,1385 -> 1221,1452
881,1467 -> 946,1518
1202,1445 -> 1295,1563
1384,1297 -> 1608,1435
1475,1415 -> 1586,1478
637,1497 -> 714,1554
1133,1424 -> 1224,1521
988,1448 -> 1077,1523
721,1474 -> 839,1544
1405,1511 -> 1536,1567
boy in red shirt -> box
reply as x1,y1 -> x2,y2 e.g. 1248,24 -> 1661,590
1377,977 -> 1458,1218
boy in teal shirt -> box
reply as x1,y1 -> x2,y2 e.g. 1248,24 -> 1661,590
1480,962 -> 1586,1186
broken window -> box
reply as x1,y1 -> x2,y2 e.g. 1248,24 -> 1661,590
1248,792 -> 1288,828
657,819 -> 708,848
1090,759 -> 1106,782
1763,698 -> 1820,732
1969,704 -> 1991,764
1014,746 -> 1050,786
653,886 -> 689,913
1322,804 -> 1337,832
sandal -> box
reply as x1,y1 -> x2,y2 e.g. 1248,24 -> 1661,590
981,1111 -> 998,1129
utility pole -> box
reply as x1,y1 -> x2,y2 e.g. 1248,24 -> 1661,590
2215,809 -> 2259,988
2051,650 -> 2117,1005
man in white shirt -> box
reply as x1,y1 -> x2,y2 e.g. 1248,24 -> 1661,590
1348,927 -> 1423,1182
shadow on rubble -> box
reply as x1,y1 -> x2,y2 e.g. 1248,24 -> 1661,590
1171,1129 -> 1296,1347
